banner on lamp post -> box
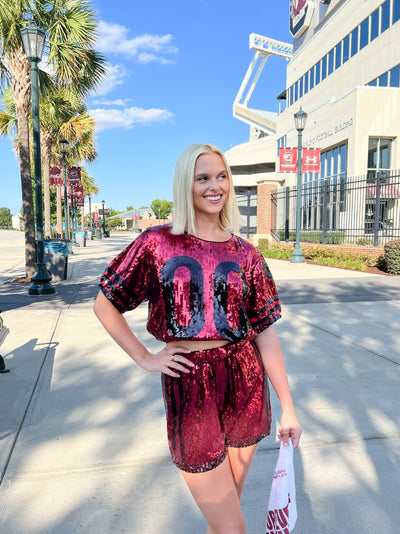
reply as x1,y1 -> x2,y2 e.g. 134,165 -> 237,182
68,166 -> 81,185
302,148 -> 321,173
49,166 -> 63,185
279,148 -> 297,172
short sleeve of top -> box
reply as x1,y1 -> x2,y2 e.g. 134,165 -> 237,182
245,247 -> 281,334
99,230 -> 157,313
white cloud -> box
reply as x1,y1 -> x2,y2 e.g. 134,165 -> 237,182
97,21 -> 178,64
92,98 -> 132,107
90,106 -> 174,132
93,63 -> 128,96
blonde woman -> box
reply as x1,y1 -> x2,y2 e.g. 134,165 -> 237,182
94,143 -> 301,533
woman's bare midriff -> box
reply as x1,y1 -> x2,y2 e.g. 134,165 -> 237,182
166,339 -> 230,352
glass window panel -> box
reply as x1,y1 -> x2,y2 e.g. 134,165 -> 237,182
351,27 -> 359,56
309,66 -> 315,89
321,55 -> 327,80
315,61 -> 321,85
333,147 -> 339,177
290,85 -> 294,105
326,150 -> 332,178
328,49 -> 334,75
304,71 -> 309,94
360,18 -> 369,50
320,152 -> 326,178
342,35 -> 350,63
294,80 -> 298,101
335,42 -> 342,69
340,144 -> 347,174
378,72 -> 389,86
393,0 -> 400,24
369,78 -> 378,86
368,138 -> 378,169
370,8 -> 379,41
380,139 -> 391,169
381,0 -> 390,33
299,76 -> 304,98
390,65 -> 400,87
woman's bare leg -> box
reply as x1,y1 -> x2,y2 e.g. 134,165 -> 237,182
181,443 -> 258,534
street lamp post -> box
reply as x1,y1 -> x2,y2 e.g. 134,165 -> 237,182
88,194 -> 93,233
60,139 -> 70,240
290,107 -> 307,264
21,24 -> 55,295
102,200 -> 106,236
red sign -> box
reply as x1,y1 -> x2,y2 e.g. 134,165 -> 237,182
60,184 -> 71,199
93,212 -> 99,221
68,166 -> 81,185
76,198 -> 84,207
99,209 -> 110,216
302,148 -> 321,173
279,148 -> 297,172
49,166 -> 63,185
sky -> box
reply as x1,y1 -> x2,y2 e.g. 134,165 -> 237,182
1,1 -> 292,215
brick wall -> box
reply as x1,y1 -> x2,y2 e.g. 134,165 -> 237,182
257,182 -> 277,234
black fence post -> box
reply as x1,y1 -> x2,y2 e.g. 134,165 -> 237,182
322,179 -> 328,244
285,186 -> 290,241
373,171 -> 381,247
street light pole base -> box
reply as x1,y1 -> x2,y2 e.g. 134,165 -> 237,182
290,245 -> 305,263
28,263 -> 56,296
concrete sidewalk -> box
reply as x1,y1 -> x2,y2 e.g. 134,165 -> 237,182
0,230 -> 399,533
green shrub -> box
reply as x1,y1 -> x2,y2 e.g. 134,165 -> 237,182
262,243 -> 292,260
257,238 -> 269,254
376,254 -> 387,271
384,240 -> 400,274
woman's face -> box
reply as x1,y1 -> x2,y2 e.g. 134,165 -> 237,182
192,152 -> 230,218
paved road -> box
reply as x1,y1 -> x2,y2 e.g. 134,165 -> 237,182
0,230 -> 399,533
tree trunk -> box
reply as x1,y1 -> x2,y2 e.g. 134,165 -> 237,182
43,154 -> 52,239
56,186 -> 63,236
9,50 -> 36,279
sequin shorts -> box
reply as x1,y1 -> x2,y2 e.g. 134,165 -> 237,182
161,338 -> 271,473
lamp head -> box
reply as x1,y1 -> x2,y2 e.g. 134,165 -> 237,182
21,24 -> 46,62
60,139 -> 69,155
294,107 -> 308,131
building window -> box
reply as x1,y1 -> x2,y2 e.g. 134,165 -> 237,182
321,55 -> 327,81
315,61 -> 321,86
299,76 -> 304,98
309,65 -> 315,90
381,0 -> 390,33
359,17 -> 369,50
370,7 -> 380,41
335,42 -> 342,70
351,26 -> 359,57
236,187 -> 257,238
390,64 -> 400,86
367,138 -> 392,180
328,48 -> 335,75
342,35 -> 350,64
378,72 -> 389,86
393,0 -> 400,24
304,71 -> 309,94
369,78 -> 378,86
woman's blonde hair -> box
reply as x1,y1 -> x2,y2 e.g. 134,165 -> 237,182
171,143 -> 243,235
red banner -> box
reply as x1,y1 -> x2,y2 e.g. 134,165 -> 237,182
68,166 -> 81,185
76,198 -> 84,207
302,148 -> 321,173
279,148 -> 297,172
60,184 -> 71,199
49,166 -> 63,185
93,212 -> 99,221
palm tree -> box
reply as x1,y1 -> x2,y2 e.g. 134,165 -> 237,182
40,88 -> 97,237
0,0 -> 106,278
80,168 -> 98,229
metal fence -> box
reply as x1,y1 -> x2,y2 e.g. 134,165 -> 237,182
271,170 -> 400,246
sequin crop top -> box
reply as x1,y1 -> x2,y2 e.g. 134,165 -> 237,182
100,225 -> 281,343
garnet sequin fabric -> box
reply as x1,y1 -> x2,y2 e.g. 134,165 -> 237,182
162,339 -> 272,473
99,225 -> 281,342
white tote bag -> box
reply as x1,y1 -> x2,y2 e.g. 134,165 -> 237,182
265,440 -> 297,534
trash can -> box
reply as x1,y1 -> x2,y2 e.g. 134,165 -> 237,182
44,240 -> 72,282
75,231 -> 87,247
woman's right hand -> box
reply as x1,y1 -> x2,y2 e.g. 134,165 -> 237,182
138,346 -> 194,377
